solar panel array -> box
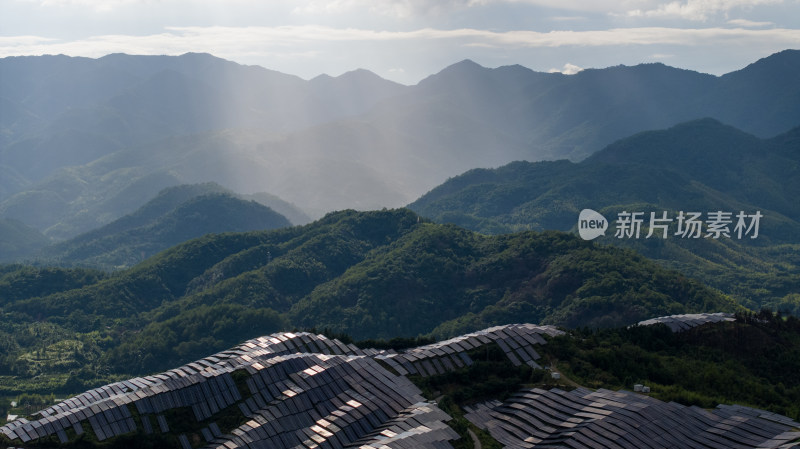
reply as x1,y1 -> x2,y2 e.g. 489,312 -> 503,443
636,313 -> 735,332
207,353 -> 457,448
464,387 -> 800,449
375,324 -> 564,376
4,322 -> 799,449
0,331 -> 458,448
353,401 -> 457,448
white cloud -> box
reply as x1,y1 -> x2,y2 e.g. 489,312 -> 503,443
293,0 -> 492,18
727,18 -> 774,26
0,35 -> 57,47
549,62 -> 583,74
548,15 -> 589,21
625,0 -> 784,21
10,0 -> 793,22
291,0 -> 657,18
460,26 -> 800,47
184,24 -> 800,49
2,25 -> 799,59
16,0 -> 150,12
499,0 -> 658,14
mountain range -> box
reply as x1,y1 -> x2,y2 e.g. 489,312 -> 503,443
2,50 -> 800,239
411,119 -> 800,235
1,51 -> 799,445
409,118 -> 800,313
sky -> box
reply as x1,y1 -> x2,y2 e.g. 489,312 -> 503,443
1,0 -> 799,84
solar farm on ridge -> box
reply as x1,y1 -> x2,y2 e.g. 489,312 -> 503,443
2,318 -> 799,448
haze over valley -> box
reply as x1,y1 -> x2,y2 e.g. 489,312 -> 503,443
2,50 -> 800,242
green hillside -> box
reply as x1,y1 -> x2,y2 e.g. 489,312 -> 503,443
0,209 -> 737,392
408,119 -> 800,313
542,310 -> 800,420
289,225 -> 732,339
37,185 -> 292,269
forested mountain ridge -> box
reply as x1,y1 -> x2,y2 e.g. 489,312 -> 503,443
585,118 -> 800,222
2,50 -> 800,238
34,185 -> 292,269
0,209 -> 737,388
408,119 -> 800,313
411,119 -> 800,229
0,182 -> 305,266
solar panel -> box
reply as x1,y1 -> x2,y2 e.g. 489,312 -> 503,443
156,414 -> 169,433
636,313 -> 735,332
467,385 -> 800,449
5,325 -> 794,449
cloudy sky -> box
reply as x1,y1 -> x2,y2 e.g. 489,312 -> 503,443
1,0 -> 799,84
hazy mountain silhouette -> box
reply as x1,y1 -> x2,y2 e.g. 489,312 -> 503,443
37,184 -> 291,268
2,50 -> 799,238
0,218 -> 50,262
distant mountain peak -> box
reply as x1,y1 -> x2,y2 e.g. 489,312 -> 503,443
439,59 -> 488,75
575,61 -> 707,79
585,117 -> 759,166
725,48 -> 800,78
451,58 -> 484,68
178,51 -> 217,58
428,59 -> 487,75
416,59 -> 492,88
309,69 -> 401,91
344,67 -> 379,75
335,68 -> 386,82
310,68 -> 398,86
747,48 -> 800,67
310,73 -> 334,82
